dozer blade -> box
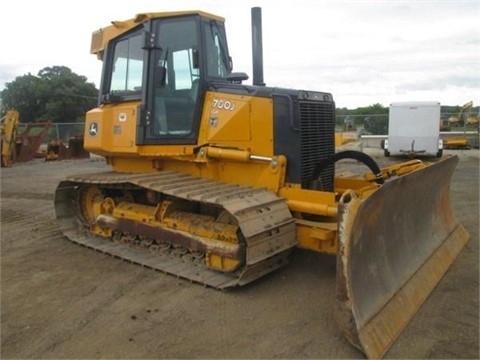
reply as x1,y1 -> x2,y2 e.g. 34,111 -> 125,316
335,155 -> 469,359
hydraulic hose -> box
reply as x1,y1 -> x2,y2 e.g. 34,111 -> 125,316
311,150 -> 385,188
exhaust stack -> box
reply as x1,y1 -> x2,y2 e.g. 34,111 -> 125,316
251,7 -> 265,86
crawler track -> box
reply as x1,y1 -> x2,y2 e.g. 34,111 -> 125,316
54,171 -> 297,289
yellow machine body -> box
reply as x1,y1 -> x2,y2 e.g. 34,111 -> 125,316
54,9 -> 469,359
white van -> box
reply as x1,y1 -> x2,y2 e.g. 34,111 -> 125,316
384,101 -> 443,157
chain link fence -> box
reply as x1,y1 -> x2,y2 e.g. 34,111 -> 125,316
336,114 -> 388,135
335,113 -> 476,135
336,113 -> 479,149
16,113 -> 478,145
16,122 -> 85,142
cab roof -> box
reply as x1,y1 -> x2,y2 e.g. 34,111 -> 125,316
91,10 -> 225,58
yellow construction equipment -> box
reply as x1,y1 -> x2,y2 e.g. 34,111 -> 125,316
14,121 -> 53,163
335,132 -> 358,147
448,100 -> 473,127
444,101 -> 477,149
1,110 -> 20,167
466,113 -> 479,126
0,114 -> 53,164
443,137 -> 470,149
0,111 -> 89,164
45,135 -> 90,161
54,8 -> 469,358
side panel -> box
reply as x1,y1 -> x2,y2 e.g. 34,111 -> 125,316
197,91 -> 274,156
84,104 -> 140,156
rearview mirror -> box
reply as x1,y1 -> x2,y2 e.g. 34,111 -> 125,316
155,66 -> 167,88
192,49 -> 199,69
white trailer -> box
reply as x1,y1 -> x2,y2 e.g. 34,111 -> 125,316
384,101 -> 443,157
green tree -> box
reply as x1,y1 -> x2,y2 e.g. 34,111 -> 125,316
1,66 -> 97,123
335,103 -> 388,134
350,103 -> 388,116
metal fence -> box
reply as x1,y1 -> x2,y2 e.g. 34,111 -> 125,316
337,113 -> 479,149
17,113 -> 478,141
17,122 -> 85,142
336,114 -> 388,134
335,113 -> 477,135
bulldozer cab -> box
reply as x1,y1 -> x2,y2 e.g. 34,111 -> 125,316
97,13 -> 231,146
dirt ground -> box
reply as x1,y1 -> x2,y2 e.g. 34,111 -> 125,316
1,148 -> 478,359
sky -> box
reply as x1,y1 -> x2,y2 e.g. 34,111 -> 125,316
0,0 -> 478,109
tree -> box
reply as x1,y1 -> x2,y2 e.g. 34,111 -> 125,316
350,103 -> 388,116
335,103 -> 388,134
1,66 -> 97,123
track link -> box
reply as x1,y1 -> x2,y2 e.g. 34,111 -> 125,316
54,171 -> 297,289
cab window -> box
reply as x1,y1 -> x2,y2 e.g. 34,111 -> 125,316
110,32 -> 143,93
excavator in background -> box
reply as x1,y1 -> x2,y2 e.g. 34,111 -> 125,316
466,111 -> 480,127
448,100 -> 473,127
54,8 -> 469,358
444,101 -> 476,149
1,110 -> 20,167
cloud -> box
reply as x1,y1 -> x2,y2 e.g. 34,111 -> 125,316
397,74 -> 480,92
0,0 -> 478,108
0,64 -> 38,86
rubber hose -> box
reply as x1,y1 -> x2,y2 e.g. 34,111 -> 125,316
311,150 -> 385,185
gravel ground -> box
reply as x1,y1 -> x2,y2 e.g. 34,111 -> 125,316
1,148 -> 478,359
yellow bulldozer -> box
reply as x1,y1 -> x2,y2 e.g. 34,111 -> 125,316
54,8 -> 469,358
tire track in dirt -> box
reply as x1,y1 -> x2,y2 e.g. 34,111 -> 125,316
1,198 -> 59,252
1,192 -> 54,201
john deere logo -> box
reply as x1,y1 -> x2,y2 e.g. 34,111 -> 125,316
89,122 -> 98,136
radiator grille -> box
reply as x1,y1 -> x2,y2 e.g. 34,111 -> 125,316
299,101 -> 335,190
